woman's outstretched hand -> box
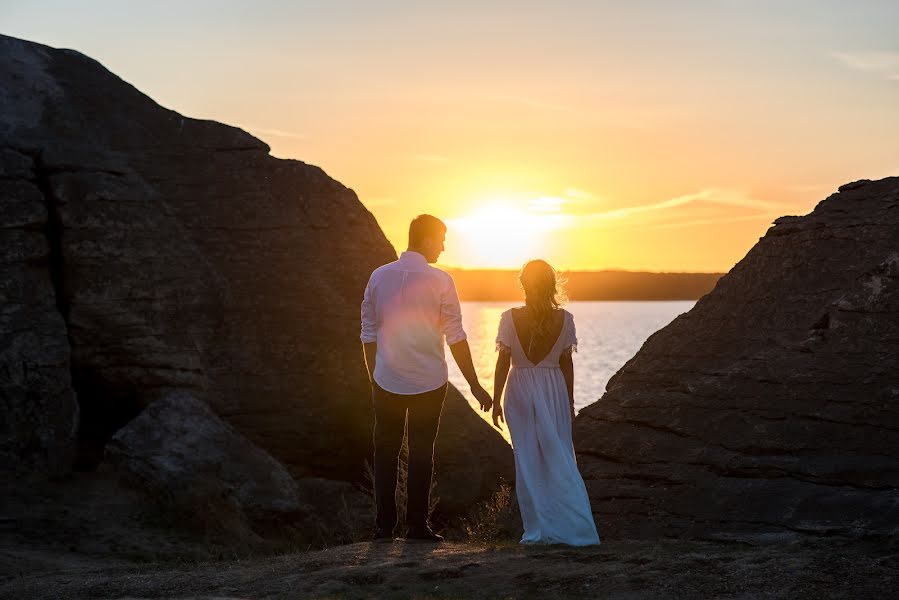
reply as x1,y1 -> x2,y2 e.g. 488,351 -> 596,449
492,402 -> 505,430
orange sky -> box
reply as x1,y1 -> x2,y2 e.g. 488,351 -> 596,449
4,1 -> 898,271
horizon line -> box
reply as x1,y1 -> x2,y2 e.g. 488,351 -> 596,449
438,265 -> 727,275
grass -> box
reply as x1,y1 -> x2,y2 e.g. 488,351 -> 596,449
460,481 -> 519,546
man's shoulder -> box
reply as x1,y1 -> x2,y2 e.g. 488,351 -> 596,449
367,259 -> 453,288
369,259 -> 402,279
426,264 -> 454,281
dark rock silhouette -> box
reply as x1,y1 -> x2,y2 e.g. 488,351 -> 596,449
0,33 -> 512,551
0,145 -> 78,474
576,176 -> 899,540
105,392 -> 306,538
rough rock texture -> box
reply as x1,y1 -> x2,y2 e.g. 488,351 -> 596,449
292,476 -> 375,544
0,149 -> 78,473
434,386 -> 516,516
0,31 -> 512,533
104,392 -> 305,539
576,177 -> 899,541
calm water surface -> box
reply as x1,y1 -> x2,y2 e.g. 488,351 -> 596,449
446,301 -> 694,435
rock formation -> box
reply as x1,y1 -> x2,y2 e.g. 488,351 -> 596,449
105,392 -> 306,537
0,32 -> 512,550
0,145 -> 78,474
576,177 -> 899,541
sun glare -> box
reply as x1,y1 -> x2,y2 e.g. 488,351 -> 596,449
445,199 -> 570,268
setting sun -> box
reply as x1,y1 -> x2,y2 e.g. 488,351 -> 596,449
445,198 -> 571,268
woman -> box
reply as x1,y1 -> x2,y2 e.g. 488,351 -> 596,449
493,260 -> 600,546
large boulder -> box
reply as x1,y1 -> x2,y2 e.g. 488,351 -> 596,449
105,392 -> 305,541
0,32 -> 511,526
576,177 -> 899,541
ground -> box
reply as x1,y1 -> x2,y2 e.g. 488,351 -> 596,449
1,536 -> 896,599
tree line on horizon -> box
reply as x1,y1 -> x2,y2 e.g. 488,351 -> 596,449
446,269 -> 724,301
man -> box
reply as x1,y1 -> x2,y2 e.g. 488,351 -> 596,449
361,214 -> 492,542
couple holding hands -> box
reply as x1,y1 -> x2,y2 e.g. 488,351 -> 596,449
361,214 -> 600,546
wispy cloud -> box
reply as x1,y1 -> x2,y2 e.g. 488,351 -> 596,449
244,126 -> 307,140
585,191 -> 708,221
831,51 -> 899,81
642,213 -> 778,231
564,187 -> 594,200
582,189 -> 791,223
693,190 -> 789,212
529,196 -> 566,213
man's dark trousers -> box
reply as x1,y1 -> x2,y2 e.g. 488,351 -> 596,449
372,381 -> 447,532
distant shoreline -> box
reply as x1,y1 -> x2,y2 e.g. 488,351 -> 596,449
445,269 -> 724,301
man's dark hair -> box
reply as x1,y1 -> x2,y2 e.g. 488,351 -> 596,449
408,214 -> 447,248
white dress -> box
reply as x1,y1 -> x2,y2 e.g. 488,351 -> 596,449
496,309 -> 601,546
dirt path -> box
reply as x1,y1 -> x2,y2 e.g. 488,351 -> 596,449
2,537 -> 896,599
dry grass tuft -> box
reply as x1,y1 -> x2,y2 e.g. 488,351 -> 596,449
461,480 -> 520,545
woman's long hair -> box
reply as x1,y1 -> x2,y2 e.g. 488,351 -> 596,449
518,260 -> 567,347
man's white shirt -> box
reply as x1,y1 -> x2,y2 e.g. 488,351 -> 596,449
361,251 -> 467,395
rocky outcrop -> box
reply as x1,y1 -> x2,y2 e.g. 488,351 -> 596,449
105,392 -> 378,545
575,177 -> 899,541
0,32 -> 512,541
105,392 -> 305,539
435,386 -> 515,516
0,32 -> 392,477
0,146 -> 78,474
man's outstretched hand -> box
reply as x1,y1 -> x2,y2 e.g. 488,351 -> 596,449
472,385 -> 492,412
448,340 -> 492,412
